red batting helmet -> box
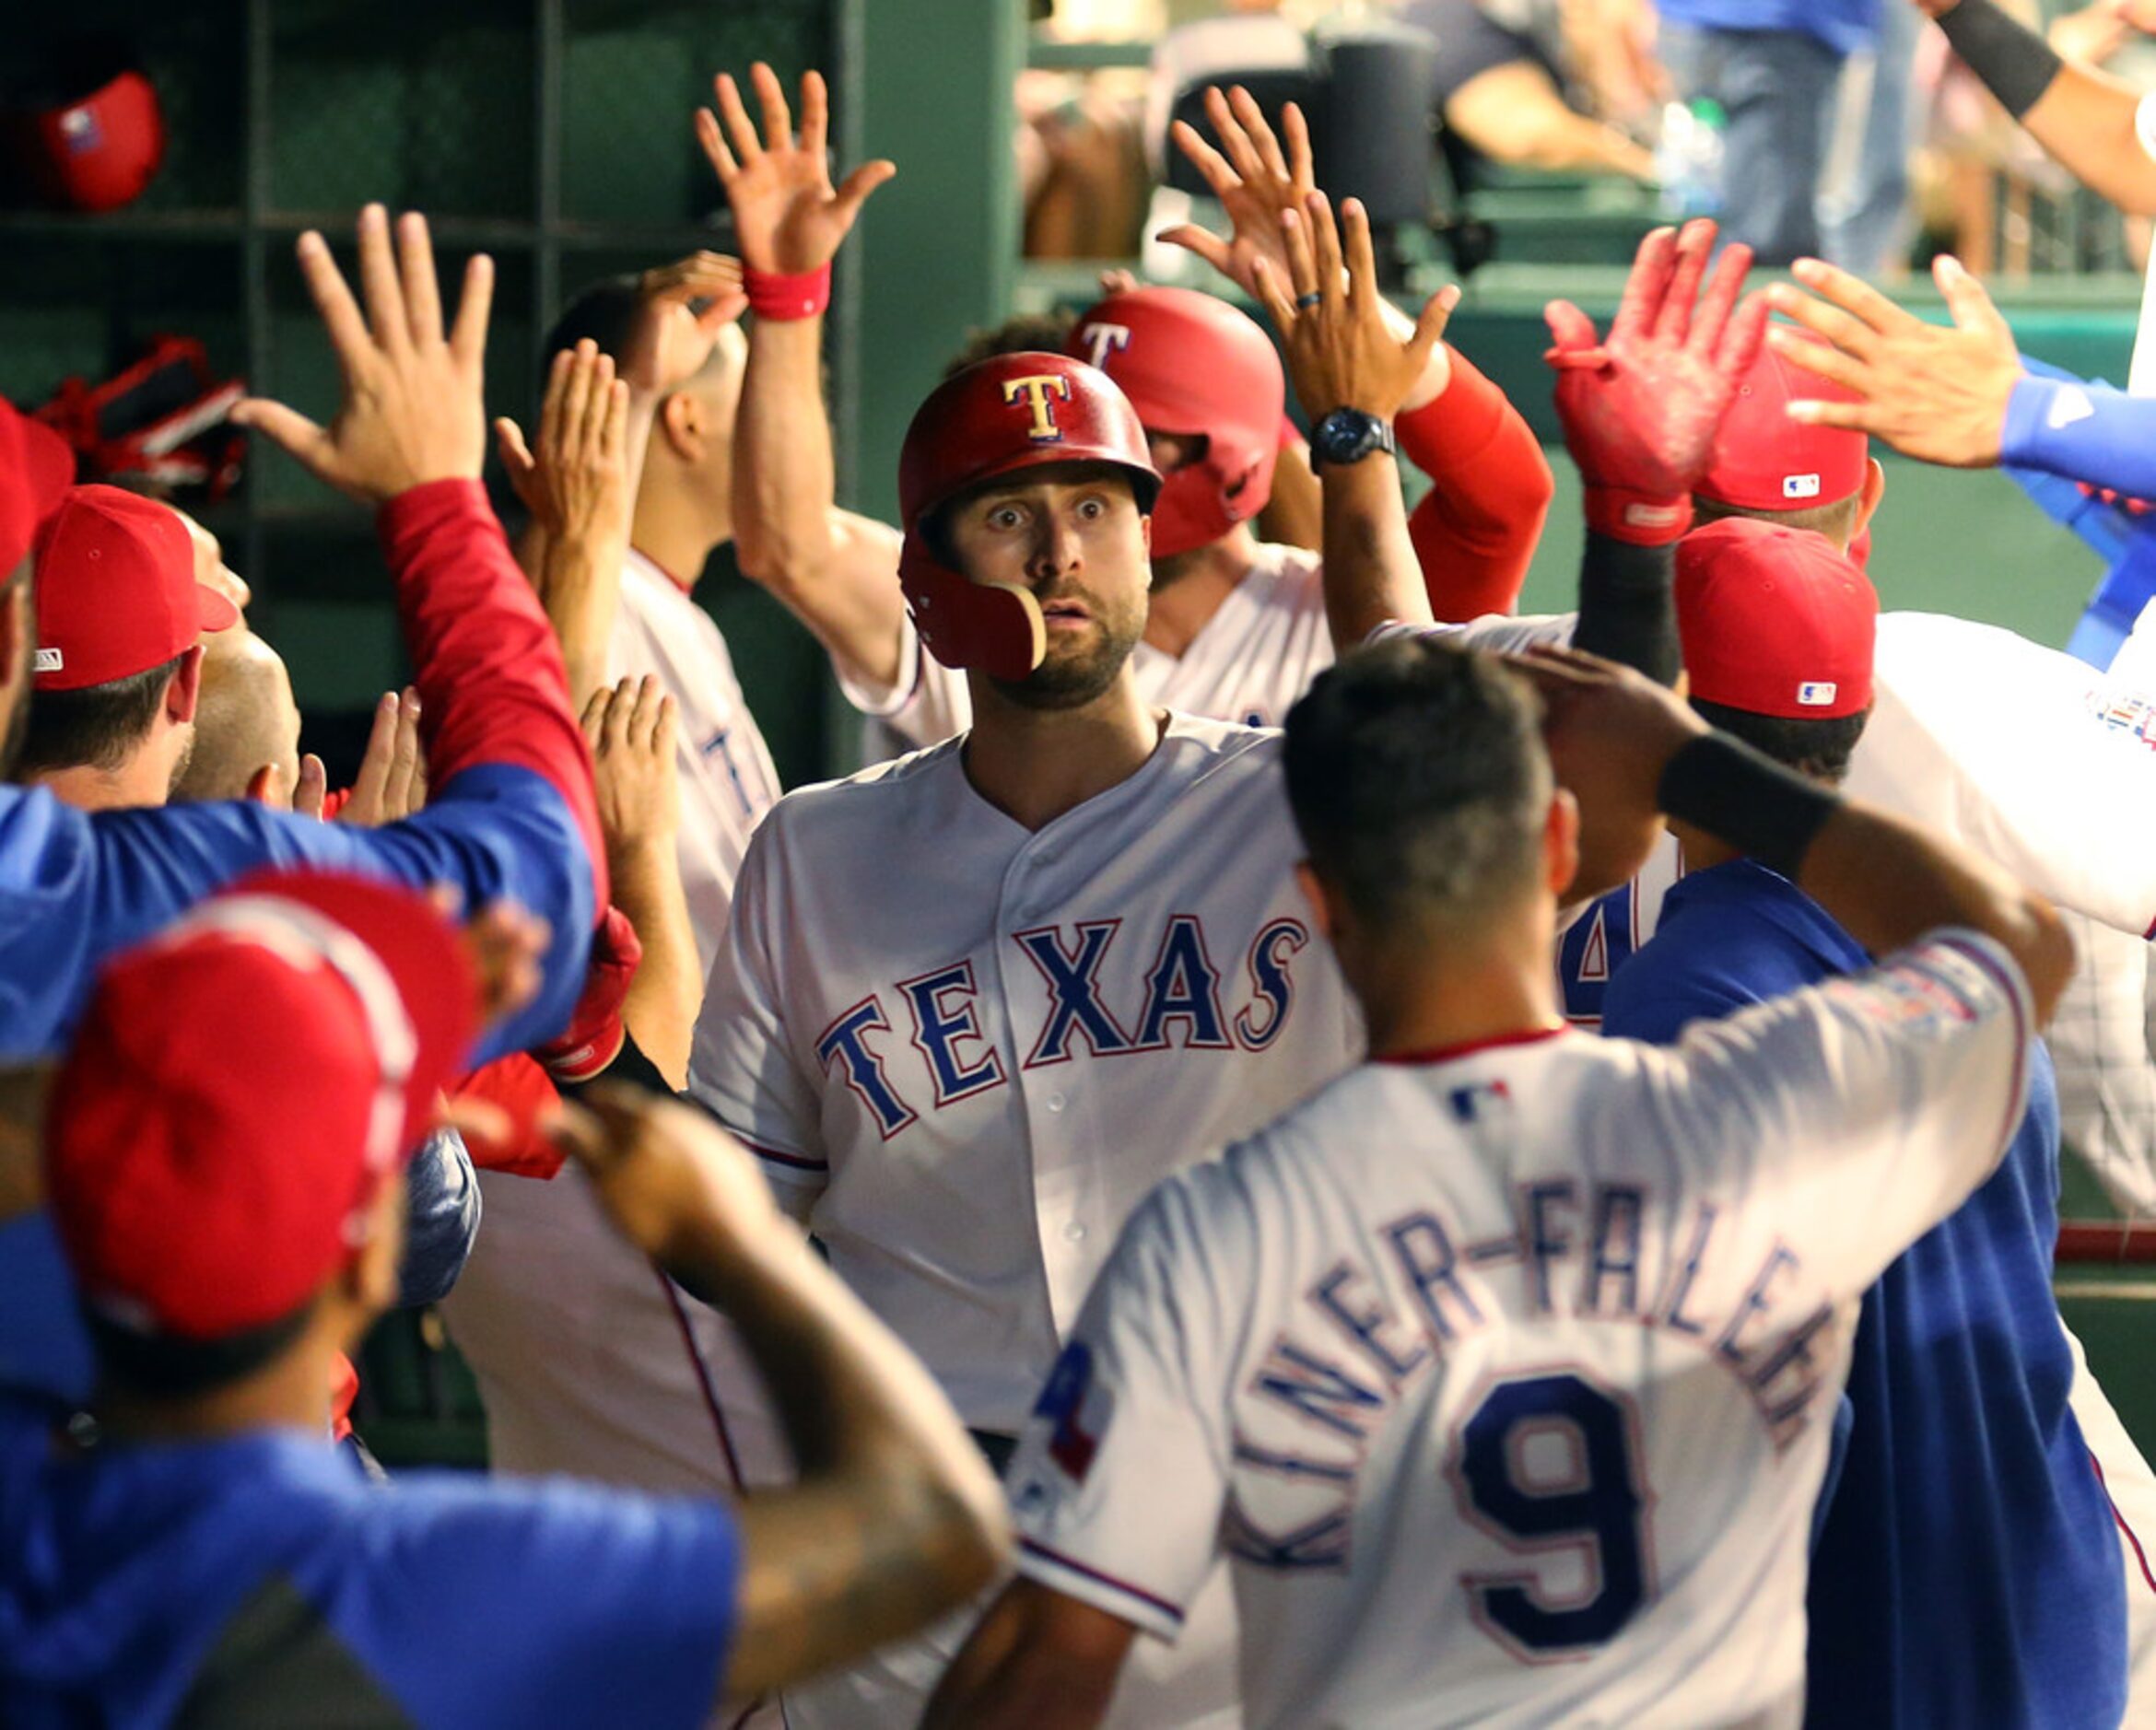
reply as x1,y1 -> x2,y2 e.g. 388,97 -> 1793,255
1067,286 -> 1284,557
897,352 -> 1160,682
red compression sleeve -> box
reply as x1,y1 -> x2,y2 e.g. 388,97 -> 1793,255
1400,349 -> 1554,623
376,480 -> 606,915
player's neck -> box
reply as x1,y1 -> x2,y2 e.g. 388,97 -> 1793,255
631,486 -> 730,592
1670,818 -> 1739,871
1142,523 -> 1260,659
1351,922 -> 1564,1060
32,754 -> 170,813
92,1340 -> 340,1446
961,672 -> 1163,832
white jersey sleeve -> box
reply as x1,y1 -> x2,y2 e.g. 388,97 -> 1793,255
1367,612 -> 1576,657
685,820 -> 828,1217
832,613 -> 972,751
1657,928 -> 2035,1298
1859,613 -> 2156,938
1007,1168 -> 1241,1642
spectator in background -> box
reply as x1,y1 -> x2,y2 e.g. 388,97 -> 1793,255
1656,0 -> 1878,263
1400,0 -> 1659,184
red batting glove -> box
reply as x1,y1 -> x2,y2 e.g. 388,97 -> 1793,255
1544,223 -> 1769,546
533,904 -> 642,1084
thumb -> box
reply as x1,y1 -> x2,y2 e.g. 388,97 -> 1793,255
1411,283 -> 1462,358
1542,300 -> 1606,368
495,416 -> 534,479
231,397 -> 334,469
695,288 -> 749,333
1156,224 -> 1234,279
832,158 -> 897,222
1933,254 -> 2013,345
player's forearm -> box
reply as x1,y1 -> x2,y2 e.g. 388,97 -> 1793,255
1934,0 -> 2156,214
1571,532 -> 1680,686
608,843 -> 699,1089
2001,372 -> 2156,501
923,1623 -> 1120,1730
1322,451 -> 1435,645
376,480 -> 603,886
681,1223 -> 1010,1701
1400,351 -> 1553,618
732,316 -> 843,589
1657,731 -> 2076,1021
1799,805 -> 2074,1023
536,529 -> 624,709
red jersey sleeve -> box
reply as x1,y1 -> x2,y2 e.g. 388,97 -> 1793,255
1400,349 -> 1553,623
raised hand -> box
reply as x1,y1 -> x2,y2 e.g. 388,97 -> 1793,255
1544,218 -> 1767,541
339,686 -> 428,826
1163,86 -> 1316,303
581,673 -> 681,861
1251,191 -> 1459,424
620,252 -> 747,399
232,205 -> 492,506
1503,642 -> 1705,894
495,340 -> 632,542
1169,85 -> 1454,408
696,64 -> 895,275
1766,254 -> 2023,469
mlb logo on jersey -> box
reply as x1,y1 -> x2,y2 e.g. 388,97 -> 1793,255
1002,374 -> 1074,443
1783,473 -> 1822,500
1448,1079 -> 1511,1124
1796,681 -> 1838,707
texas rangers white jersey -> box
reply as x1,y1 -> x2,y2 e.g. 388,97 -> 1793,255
689,712 -> 1359,1432
1010,933 -> 2036,1730
607,548 -> 782,971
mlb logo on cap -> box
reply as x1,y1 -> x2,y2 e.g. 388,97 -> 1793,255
1797,681 -> 1839,707
1784,473 -> 1822,501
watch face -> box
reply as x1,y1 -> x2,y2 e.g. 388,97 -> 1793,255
1316,409 -> 1387,464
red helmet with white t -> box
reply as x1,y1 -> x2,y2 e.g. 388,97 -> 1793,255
897,352 -> 1160,681
1067,286 -> 1283,557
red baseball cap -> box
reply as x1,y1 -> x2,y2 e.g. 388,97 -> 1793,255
32,485 -> 240,691
1695,336 -> 1868,513
1677,518 -> 1878,720
44,872 -> 482,1342
0,395 -> 75,580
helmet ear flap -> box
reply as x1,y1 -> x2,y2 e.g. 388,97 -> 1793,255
897,533 -> 1047,684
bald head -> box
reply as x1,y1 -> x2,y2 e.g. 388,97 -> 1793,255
173,628 -> 301,806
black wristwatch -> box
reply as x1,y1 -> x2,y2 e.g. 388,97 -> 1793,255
1308,406 -> 1397,468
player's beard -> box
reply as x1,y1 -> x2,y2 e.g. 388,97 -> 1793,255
165,723 -> 197,801
990,580 -> 1147,711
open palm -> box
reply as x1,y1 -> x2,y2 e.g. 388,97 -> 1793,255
697,64 -> 895,275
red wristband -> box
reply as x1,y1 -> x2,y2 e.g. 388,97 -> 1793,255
743,261 -> 832,321
1582,486 -> 1692,547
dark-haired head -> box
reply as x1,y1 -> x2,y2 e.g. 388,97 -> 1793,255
1283,637 -> 1564,941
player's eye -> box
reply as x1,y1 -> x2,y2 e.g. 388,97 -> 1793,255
987,505 -> 1025,531
1074,496 -> 1107,520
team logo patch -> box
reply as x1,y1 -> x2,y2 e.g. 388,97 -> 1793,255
1782,473 -> 1822,500
34,648 -> 62,673
1078,321 -> 1131,371
1796,681 -> 1837,707
2048,386 -> 2095,431
2088,687 -> 2156,751
1033,1339 -> 1111,1482
1002,373 -> 1074,443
